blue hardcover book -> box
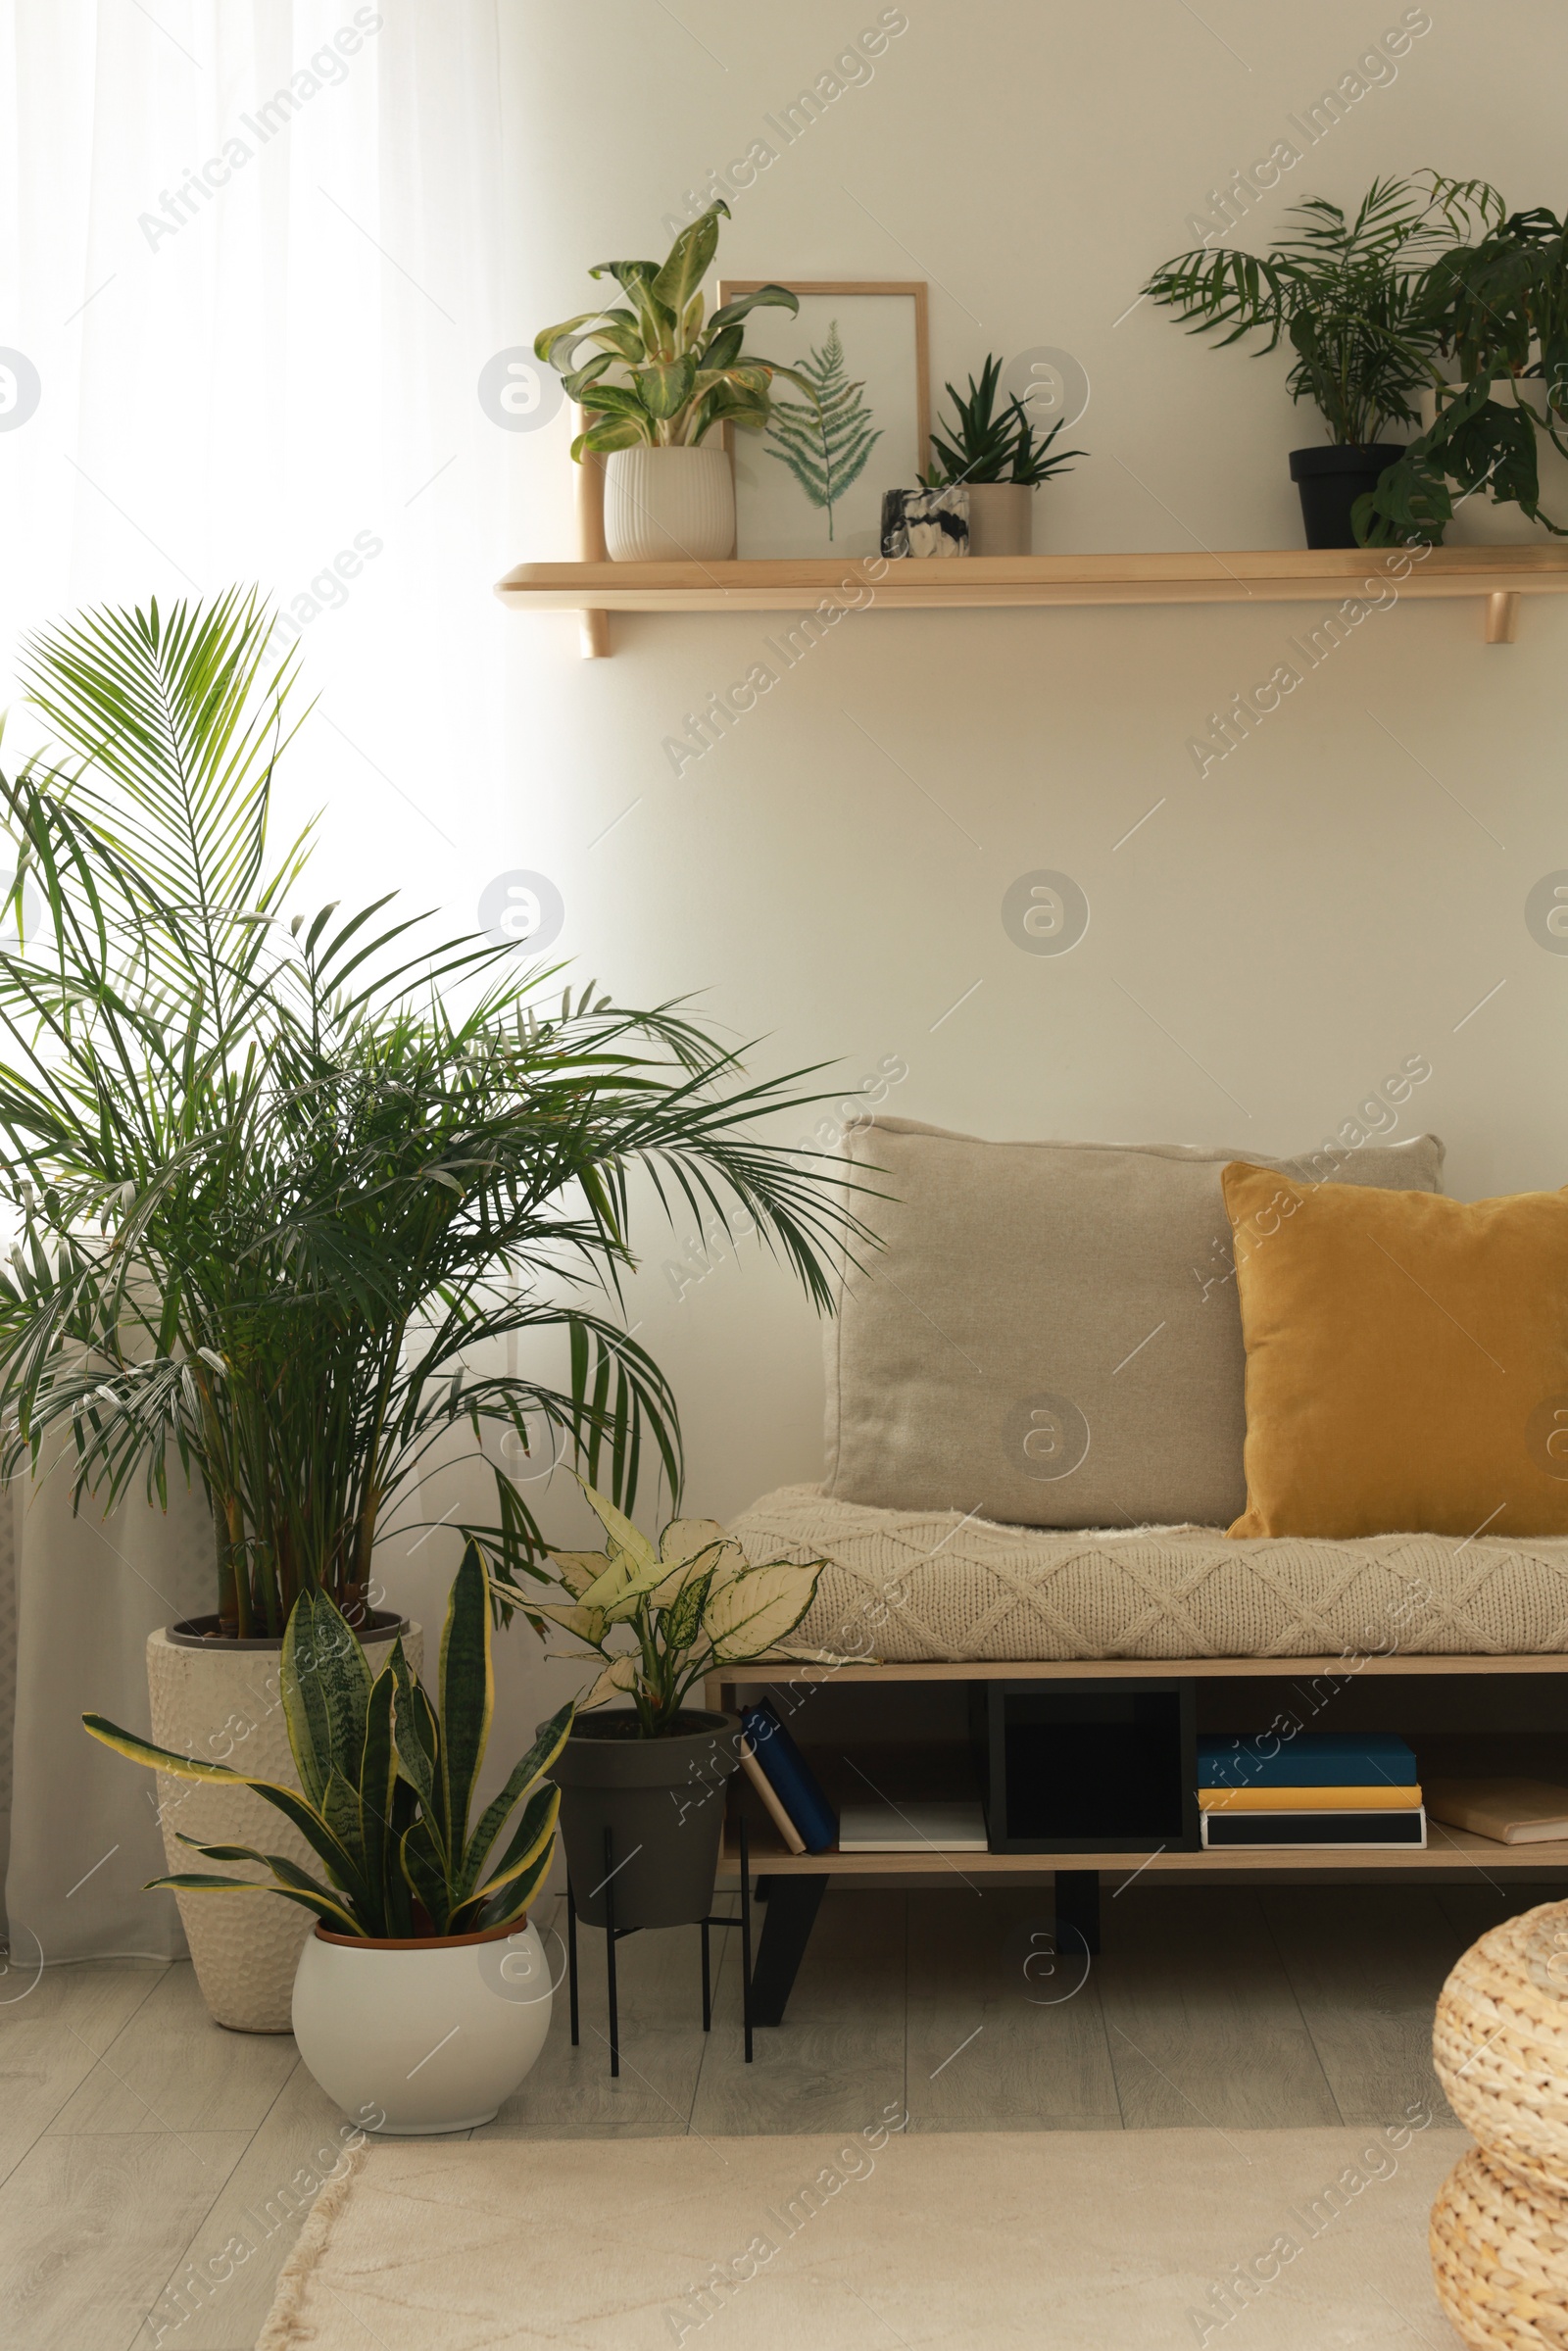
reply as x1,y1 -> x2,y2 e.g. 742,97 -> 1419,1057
1199,1733 -> 1418,1790
740,1699 -> 838,1853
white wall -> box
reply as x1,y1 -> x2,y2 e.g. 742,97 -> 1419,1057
463,0 -> 1568,1531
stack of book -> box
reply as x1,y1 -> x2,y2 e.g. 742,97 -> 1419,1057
1199,1732 -> 1426,1848
737,1698 -> 838,1854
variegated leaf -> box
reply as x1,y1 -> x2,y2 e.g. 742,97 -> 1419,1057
582,1656 -> 639,1708
548,1549 -> 611,1598
703,1560 -> 825,1664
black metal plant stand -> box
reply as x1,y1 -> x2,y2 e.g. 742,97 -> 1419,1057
566,1815 -> 753,2077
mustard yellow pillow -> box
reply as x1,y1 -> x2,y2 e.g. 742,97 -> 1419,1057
1222,1162 -> 1568,1540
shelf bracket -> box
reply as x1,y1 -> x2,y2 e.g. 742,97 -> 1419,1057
574,411 -> 610,659
1485,589 -> 1519,644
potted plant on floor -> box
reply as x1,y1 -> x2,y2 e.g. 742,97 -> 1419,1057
534,200 -> 816,560
0,592 -> 866,2029
1355,192 -> 1568,545
86,1544 -> 572,2133
1142,173 -> 1503,546
919,354 -> 1084,555
514,1482 -> 826,1930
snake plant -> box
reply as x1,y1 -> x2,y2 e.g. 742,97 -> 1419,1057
521,1479 -> 826,1737
534,200 -> 816,458
84,1543 -> 574,1937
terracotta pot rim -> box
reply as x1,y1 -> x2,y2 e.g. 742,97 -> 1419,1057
311,1918 -> 526,1951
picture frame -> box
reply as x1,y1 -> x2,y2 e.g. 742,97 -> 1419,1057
717,278 -> 930,560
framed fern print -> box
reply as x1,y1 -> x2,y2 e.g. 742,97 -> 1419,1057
718,279 -> 930,559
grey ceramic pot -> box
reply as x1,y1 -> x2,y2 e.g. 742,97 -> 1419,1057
554,1710 -> 740,1931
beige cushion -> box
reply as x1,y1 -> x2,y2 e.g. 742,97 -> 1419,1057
730,1485 -> 1568,1661
826,1118 -> 1445,1530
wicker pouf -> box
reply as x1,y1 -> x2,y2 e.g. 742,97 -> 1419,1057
1434,1900 -> 1568,2194
1433,2145 -> 1568,2348
1433,1899 -> 1568,2348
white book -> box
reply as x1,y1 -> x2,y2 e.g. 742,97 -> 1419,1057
838,1800 -> 989,1853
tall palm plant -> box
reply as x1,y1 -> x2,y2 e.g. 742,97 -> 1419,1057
1143,173 -> 1503,447
0,592 -> 863,1635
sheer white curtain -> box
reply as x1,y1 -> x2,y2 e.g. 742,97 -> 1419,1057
0,0 -> 510,1959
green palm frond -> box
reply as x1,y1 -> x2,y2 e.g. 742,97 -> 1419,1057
0,590 -> 878,1634
1142,171 -> 1506,448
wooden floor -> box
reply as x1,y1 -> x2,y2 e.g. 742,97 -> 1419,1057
0,1875 -> 1552,2350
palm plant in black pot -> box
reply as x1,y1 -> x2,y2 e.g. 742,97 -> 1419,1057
1143,173 -> 1503,545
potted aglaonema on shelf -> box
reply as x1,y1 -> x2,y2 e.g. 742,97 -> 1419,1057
920,353 -> 1083,556
87,1545 -> 574,2135
1142,172 -> 1505,546
0,595 -> 863,2032
514,1483 -> 826,1930
534,199 -> 815,561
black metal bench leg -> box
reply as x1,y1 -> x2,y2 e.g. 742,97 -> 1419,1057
748,1872 -> 826,2027
604,1828 -> 619,2079
739,1816 -> 753,2063
1055,1868 -> 1101,1957
566,1879 -> 579,2046
701,1918 -> 711,2033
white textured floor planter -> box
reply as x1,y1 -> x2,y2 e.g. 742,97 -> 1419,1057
146,1615 -> 421,2034
292,1921 -> 553,2133
603,444 -> 735,561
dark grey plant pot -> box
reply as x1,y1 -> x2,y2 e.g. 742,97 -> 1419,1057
553,1710 -> 740,1931
1289,443 -> 1406,549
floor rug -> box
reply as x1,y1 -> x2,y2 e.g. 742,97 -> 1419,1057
254,2121 -> 1468,2349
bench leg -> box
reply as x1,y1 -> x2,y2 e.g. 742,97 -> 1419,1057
749,1874 -> 827,2026
1055,1869 -> 1101,1957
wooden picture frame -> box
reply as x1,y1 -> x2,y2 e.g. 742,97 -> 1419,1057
716,278 -> 930,560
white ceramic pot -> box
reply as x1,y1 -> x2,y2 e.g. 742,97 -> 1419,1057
292,1921 -> 554,2133
966,482 -> 1034,556
603,443 -> 735,561
146,1614 -> 422,2033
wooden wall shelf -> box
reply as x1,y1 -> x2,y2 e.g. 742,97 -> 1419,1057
496,544 -> 1568,656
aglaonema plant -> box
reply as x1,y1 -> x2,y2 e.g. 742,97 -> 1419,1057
517,1479 -> 827,1736
84,1543 -> 573,1937
534,200 -> 816,457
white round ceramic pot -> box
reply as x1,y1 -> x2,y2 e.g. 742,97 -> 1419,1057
603,443 -> 736,562
147,1613 -> 422,2034
292,1920 -> 554,2133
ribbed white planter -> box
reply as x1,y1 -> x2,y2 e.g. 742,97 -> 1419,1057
293,1921 -> 553,2133
603,443 -> 735,561
146,1616 -> 421,2033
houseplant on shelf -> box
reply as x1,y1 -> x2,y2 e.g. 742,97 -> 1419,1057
87,1545 -> 574,2134
511,1480 -> 827,1930
919,354 -> 1084,555
0,591 -> 866,2028
534,199 -> 815,561
1142,173 -> 1503,546
1354,194 -> 1568,546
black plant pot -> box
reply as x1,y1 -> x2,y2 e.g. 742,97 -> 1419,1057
1289,444 -> 1406,550
553,1710 -> 739,1931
